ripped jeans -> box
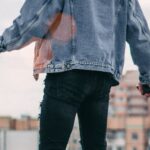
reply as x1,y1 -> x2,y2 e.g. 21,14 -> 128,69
38,69 -> 113,150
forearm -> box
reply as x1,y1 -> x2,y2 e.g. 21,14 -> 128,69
126,0 -> 150,84
0,0 -> 63,52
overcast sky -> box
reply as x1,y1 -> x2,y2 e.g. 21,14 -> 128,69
0,0 -> 149,118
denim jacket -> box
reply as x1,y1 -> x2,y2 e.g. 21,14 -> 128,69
0,0 -> 150,86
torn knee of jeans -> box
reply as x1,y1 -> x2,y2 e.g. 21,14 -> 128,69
38,101 -> 43,120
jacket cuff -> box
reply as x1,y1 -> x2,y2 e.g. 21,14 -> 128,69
139,72 -> 150,84
0,36 -> 6,52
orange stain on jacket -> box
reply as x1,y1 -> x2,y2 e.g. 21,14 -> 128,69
33,13 -> 77,80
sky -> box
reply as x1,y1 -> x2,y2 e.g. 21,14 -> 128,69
0,0 -> 149,118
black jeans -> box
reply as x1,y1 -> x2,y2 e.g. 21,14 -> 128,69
38,69 -> 113,150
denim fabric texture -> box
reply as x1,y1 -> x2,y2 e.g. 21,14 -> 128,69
0,0 -> 150,85
38,69 -> 113,150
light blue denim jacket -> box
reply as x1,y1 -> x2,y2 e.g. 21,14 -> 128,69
0,0 -> 150,86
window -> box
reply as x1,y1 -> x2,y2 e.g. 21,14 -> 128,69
132,147 -> 137,150
147,146 -> 150,150
117,146 -> 125,150
132,133 -> 138,140
116,131 -> 125,139
107,146 -> 112,150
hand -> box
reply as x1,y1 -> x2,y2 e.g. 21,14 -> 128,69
33,74 -> 39,81
136,82 -> 150,97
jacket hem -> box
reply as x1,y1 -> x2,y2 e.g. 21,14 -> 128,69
33,61 -> 120,86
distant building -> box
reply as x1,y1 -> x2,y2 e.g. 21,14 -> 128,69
0,116 -> 81,150
0,115 -> 39,150
0,115 -> 39,130
107,70 -> 150,150
0,129 -> 38,150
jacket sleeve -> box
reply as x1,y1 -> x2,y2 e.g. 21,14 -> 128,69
126,0 -> 150,84
0,0 -> 63,52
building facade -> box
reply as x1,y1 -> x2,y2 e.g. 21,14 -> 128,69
107,70 -> 150,150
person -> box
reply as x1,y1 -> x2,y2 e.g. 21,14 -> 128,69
0,0 -> 150,149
